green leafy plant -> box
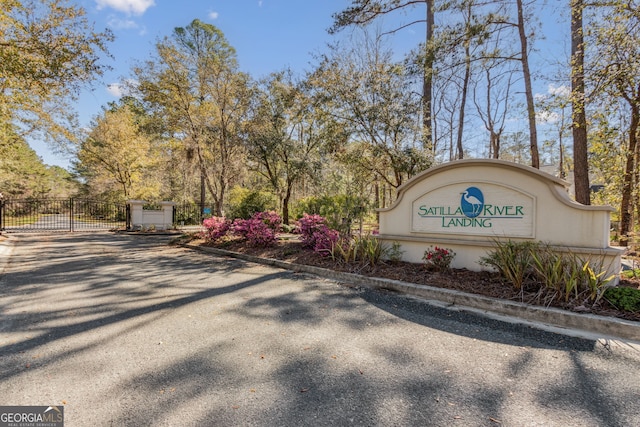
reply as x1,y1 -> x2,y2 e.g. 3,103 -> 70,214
621,268 -> 640,279
388,242 -> 404,263
604,287 -> 640,312
354,234 -> 387,266
227,187 -> 277,220
423,246 -> 456,272
531,245 -> 564,287
293,194 -> 368,234
578,257 -> 616,303
482,240 -> 616,304
328,236 -> 355,264
329,234 -> 388,266
479,241 -> 536,289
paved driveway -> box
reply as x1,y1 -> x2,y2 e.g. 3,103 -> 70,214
0,233 -> 639,426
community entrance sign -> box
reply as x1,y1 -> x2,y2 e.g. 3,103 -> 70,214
413,183 -> 535,238
377,159 -> 622,279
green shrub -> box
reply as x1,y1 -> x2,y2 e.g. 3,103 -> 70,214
227,187 -> 277,220
293,194 -> 368,234
604,287 -> 640,312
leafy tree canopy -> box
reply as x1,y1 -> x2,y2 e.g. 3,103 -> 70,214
0,0 -> 113,145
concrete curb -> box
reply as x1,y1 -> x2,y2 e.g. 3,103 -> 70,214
184,243 -> 640,343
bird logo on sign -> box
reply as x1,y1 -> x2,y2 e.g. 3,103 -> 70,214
460,187 -> 484,218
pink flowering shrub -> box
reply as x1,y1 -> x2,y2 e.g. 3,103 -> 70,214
231,211 -> 282,247
296,213 -> 341,254
423,246 -> 456,272
201,216 -> 231,242
252,210 -> 282,232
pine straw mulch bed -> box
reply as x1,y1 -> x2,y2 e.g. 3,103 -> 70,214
190,237 -> 640,323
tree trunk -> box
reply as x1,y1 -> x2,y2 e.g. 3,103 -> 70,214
491,132 -> 500,159
456,39 -> 471,160
571,0 -> 590,204
374,181 -> 380,223
559,143 -> 565,179
200,170 -> 205,219
517,0 -> 539,169
423,0 -> 435,153
282,183 -> 292,226
618,104 -> 639,245
559,108 -> 566,179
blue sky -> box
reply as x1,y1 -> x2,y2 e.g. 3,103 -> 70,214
34,0 -> 425,169
32,0 -> 567,169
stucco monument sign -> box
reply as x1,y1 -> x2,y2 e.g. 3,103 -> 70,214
377,159 -> 622,279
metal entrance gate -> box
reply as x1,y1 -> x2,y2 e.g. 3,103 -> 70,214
0,198 -> 128,232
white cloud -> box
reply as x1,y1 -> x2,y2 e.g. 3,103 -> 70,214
96,0 -> 155,16
536,110 -> 559,124
258,0 -> 263,6
208,11 -> 219,20
107,83 -> 124,97
534,92 -> 547,102
548,84 -> 570,98
107,80 -> 139,97
107,16 -> 138,30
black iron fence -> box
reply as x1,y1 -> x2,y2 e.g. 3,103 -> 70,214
172,202 -> 214,226
0,198 -> 128,232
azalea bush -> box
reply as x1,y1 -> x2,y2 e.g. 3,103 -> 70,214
296,213 -> 340,254
232,211 -> 282,247
252,210 -> 282,231
233,218 -> 277,247
423,246 -> 456,272
201,216 -> 231,242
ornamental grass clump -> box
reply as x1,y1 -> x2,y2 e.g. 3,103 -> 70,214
423,246 -> 456,272
296,213 -> 340,255
329,234 -> 388,266
201,216 -> 231,242
481,240 -> 615,304
479,240 -> 537,289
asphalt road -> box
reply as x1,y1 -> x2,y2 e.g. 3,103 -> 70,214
0,233 -> 639,427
